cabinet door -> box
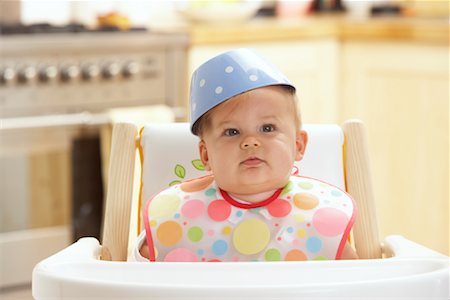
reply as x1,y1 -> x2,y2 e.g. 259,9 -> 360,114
189,39 -> 340,124
342,41 -> 449,255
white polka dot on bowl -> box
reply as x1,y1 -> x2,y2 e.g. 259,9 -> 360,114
249,75 -> 258,82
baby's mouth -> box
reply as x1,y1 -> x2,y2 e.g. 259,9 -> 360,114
241,156 -> 264,167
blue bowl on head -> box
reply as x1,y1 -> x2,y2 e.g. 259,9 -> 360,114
189,48 -> 295,135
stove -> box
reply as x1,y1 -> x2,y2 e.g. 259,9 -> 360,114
0,27 -> 189,287
0,27 -> 189,119
0,22 -> 147,35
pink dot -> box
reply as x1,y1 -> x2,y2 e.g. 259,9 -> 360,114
267,199 -> 292,218
164,248 -> 198,262
232,256 -> 240,262
292,239 -> 300,246
181,199 -> 205,219
207,229 -> 215,237
208,200 -> 231,221
312,208 -> 349,237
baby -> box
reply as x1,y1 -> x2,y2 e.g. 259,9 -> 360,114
134,48 -> 357,262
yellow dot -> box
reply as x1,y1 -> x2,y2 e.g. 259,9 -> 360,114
150,220 -> 157,227
148,194 -> 180,218
296,228 -> 306,238
222,226 -> 232,235
233,219 -> 270,255
154,247 -> 159,259
294,213 -> 305,223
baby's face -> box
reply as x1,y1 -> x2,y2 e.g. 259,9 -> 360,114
199,86 -> 307,196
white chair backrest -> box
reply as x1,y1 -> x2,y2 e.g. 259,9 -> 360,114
139,123 -> 345,207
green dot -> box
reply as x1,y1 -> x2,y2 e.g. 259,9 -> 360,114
205,188 -> 216,197
298,181 -> 313,190
331,190 -> 342,197
250,208 -> 262,213
314,256 -> 327,261
265,248 -> 281,261
187,226 -> 203,242
281,181 -> 293,195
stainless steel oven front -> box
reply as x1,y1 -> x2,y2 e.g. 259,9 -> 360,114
0,30 -> 188,288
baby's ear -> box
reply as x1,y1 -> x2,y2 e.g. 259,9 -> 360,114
295,130 -> 308,161
199,140 -> 212,171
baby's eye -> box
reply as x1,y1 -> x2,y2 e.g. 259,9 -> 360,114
261,124 -> 275,133
224,128 -> 240,136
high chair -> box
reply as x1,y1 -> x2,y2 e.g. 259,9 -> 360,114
32,120 -> 449,299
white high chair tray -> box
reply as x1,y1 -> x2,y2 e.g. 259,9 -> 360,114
33,235 -> 448,299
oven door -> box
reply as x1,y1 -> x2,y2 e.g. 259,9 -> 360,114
0,112 -> 107,289
0,106 -> 174,289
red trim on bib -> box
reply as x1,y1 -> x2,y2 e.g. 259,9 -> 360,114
143,193 -> 156,262
219,188 -> 283,209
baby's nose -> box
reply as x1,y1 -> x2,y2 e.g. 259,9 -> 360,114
240,137 -> 261,149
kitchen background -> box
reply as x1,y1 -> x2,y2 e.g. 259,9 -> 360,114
0,0 -> 448,298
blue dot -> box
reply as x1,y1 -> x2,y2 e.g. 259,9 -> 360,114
197,249 -> 205,256
250,208 -> 261,213
212,240 -> 228,256
287,227 -> 294,233
174,213 -> 180,219
236,211 -> 243,217
306,237 -> 322,253
205,188 -> 216,197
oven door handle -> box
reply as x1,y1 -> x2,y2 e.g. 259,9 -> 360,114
0,105 -> 180,131
1,112 -> 110,131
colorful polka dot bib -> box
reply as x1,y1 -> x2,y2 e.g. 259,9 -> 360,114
144,175 -> 356,262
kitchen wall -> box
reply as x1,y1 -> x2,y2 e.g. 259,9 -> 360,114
19,0 -> 179,27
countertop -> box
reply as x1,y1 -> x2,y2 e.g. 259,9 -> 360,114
153,15 -> 449,45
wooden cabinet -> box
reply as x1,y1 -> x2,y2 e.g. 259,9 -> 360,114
341,41 -> 449,254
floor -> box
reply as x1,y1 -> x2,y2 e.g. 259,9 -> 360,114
0,285 -> 33,300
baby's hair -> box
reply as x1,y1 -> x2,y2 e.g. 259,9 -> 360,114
194,85 -> 301,138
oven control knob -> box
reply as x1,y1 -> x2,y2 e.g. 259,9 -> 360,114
38,65 -> 58,82
60,65 -> 80,82
0,67 -> 16,84
122,61 -> 139,78
102,62 -> 120,79
18,66 -> 37,83
81,64 -> 100,80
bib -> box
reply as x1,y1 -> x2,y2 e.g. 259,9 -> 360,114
144,175 -> 356,262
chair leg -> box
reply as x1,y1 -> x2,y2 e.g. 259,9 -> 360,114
343,120 -> 382,259
101,122 -> 139,261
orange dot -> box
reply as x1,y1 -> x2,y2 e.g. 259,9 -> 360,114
156,221 -> 182,246
180,176 -> 214,192
294,193 -> 319,210
285,249 -> 307,261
